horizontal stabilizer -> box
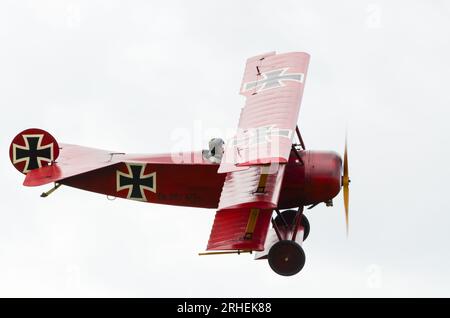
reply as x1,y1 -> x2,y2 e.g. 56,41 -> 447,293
23,144 -> 120,187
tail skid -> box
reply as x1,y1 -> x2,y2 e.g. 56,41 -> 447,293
40,183 -> 62,198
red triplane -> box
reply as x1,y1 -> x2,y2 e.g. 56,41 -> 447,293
9,52 -> 350,276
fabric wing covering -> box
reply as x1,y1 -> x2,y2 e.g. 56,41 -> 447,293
207,51 -> 310,251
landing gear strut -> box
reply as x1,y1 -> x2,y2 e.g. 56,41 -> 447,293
274,209 -> 310,241
267,208 -> 310,276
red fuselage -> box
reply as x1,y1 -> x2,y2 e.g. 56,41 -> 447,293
61,149 -> 342,210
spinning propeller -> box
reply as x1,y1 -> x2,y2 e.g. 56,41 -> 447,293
342,135 -> 350,236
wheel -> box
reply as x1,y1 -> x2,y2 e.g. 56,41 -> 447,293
274,210 -> 310,241
268,240 -> 306,276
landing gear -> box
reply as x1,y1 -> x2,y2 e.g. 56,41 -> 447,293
274,209 -> 310,241
266,208 -> 310,276
268,240 -> 305,276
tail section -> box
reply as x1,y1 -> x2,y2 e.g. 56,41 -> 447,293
9,128 -> 60,174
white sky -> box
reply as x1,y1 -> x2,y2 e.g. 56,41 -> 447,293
1,0 -> 450,297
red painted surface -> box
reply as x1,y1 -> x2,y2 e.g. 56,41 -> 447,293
61,157 -> 225,208
18,141 -> 342,210
219,52 -> 310,172
278,150 -> 342,207
50,149 -> 342,210
24,143 -> 117,186
218,164 -> 285,210
207,208 -> 273,251
236,157 -> 288,166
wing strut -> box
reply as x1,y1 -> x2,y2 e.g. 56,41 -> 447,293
292,125 -> 305,165
291,145 -> 304,165
295,126 -> 306,150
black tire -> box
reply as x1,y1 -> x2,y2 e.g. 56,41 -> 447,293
268,240 -> 306,276
274,210 -> 310,241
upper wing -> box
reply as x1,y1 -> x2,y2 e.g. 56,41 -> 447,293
23,143 -> 120,186
219,51 -> 309,172
206,51 -> 310,251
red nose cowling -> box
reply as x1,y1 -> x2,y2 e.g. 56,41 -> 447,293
279,150 -> 342,208
304,150 -> 342,204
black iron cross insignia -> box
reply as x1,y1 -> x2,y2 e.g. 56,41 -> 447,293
116,163 -> 156,201
243,67 -> 304,92
12,134 -> 54,173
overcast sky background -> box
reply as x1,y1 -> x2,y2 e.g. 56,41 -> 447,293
1,0 -> 450,297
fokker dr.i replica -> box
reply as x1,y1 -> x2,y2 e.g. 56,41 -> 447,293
10,52 -> 350,276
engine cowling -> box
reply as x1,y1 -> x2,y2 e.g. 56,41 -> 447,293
279,150 -> 343,207
303,150 -> 342,205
